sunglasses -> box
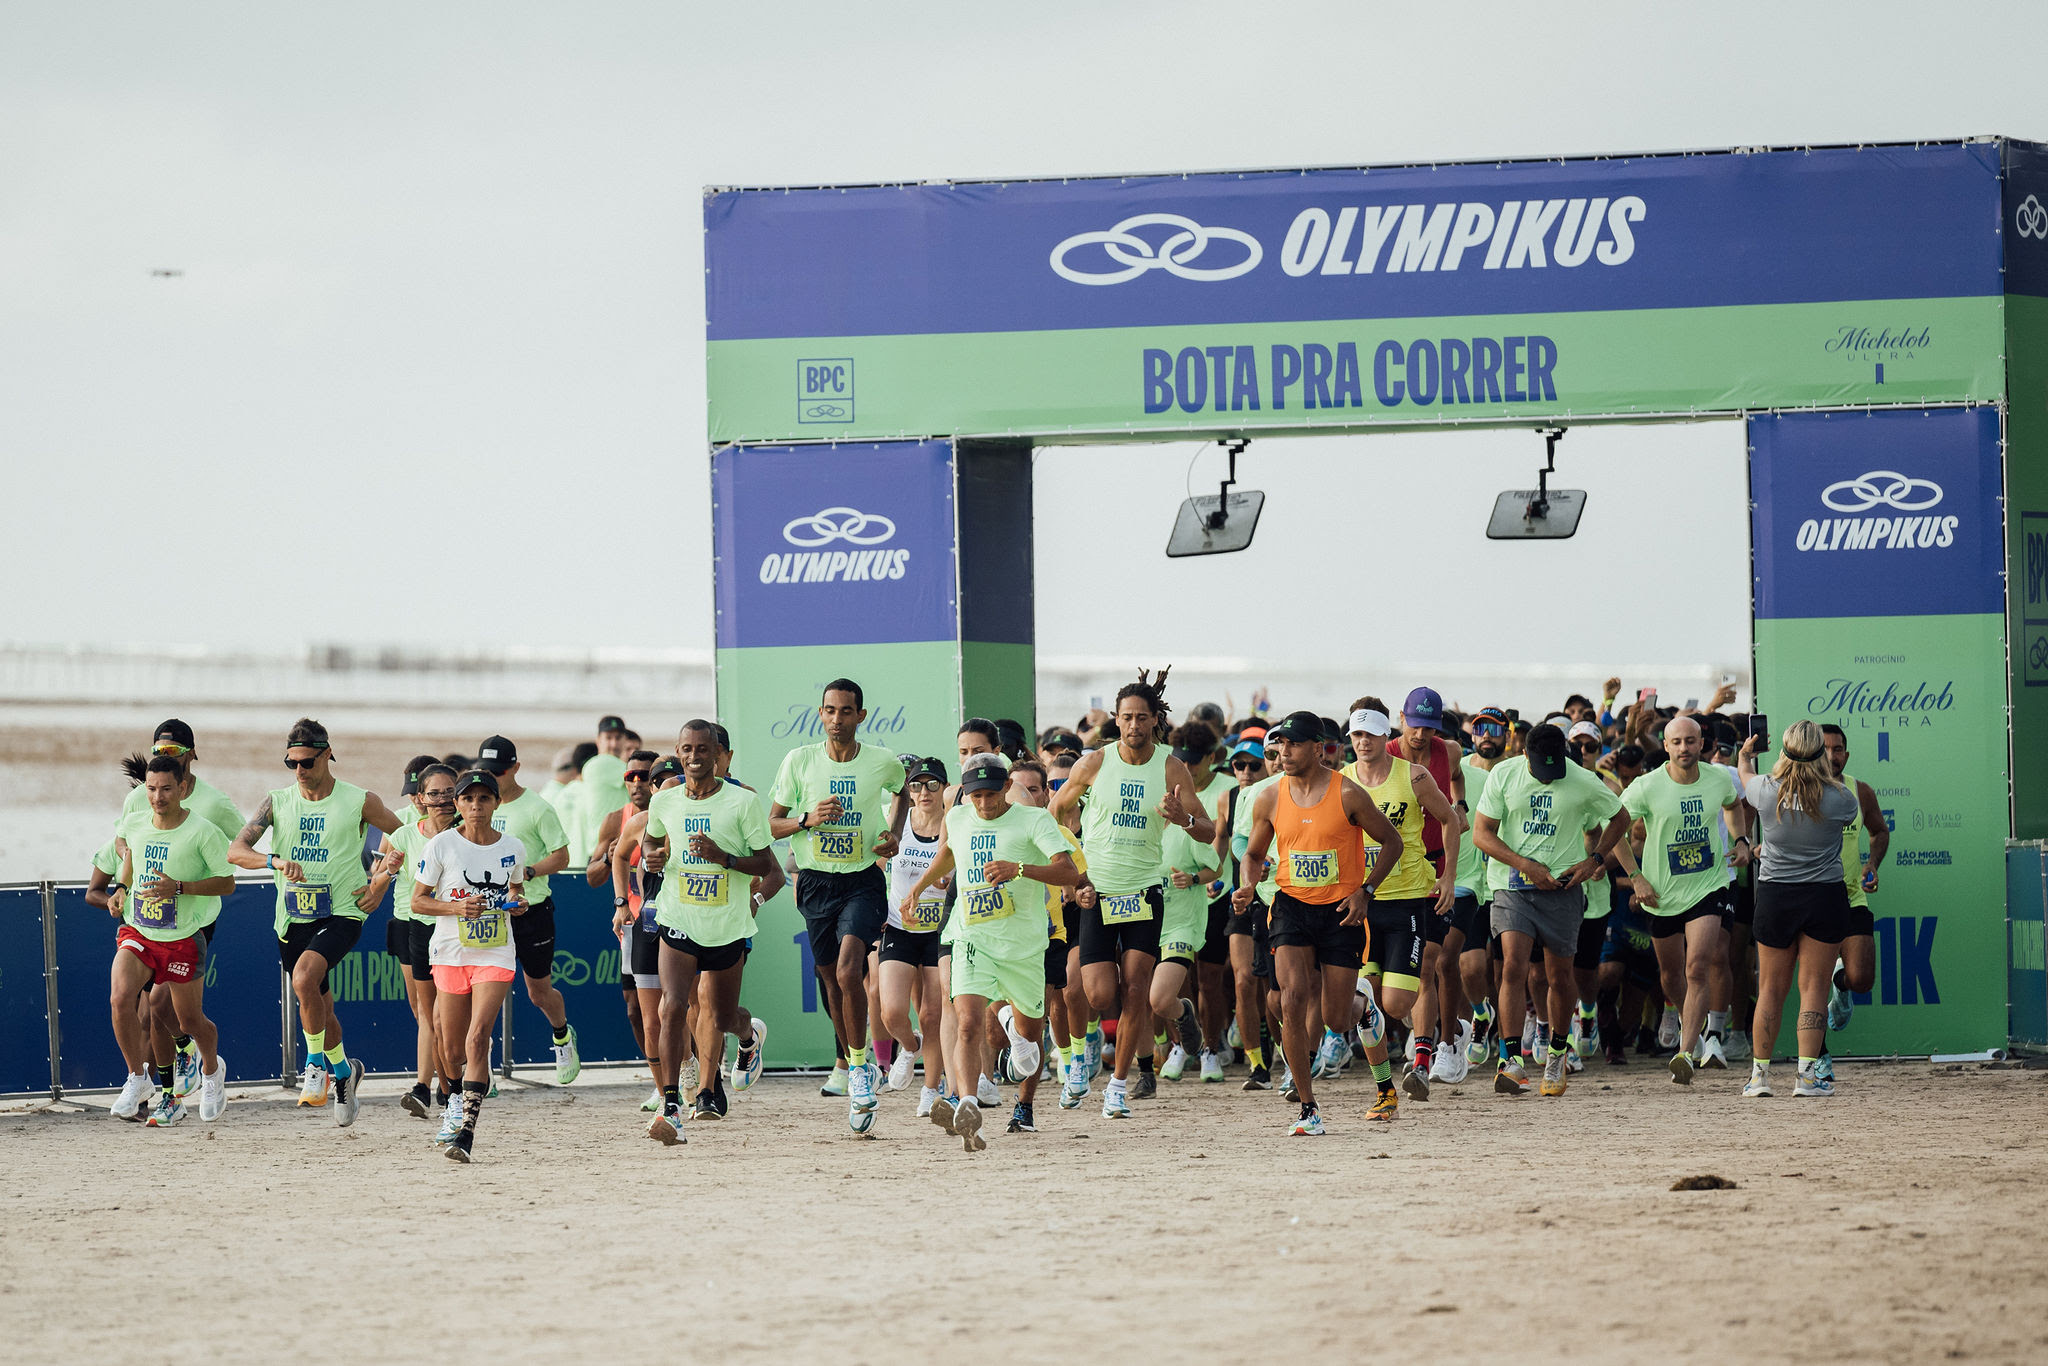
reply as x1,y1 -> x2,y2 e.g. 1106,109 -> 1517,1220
151,742 -> 191,756
1572,740 -> 1601,752
283,757 -> 321,770
1048,777 -> 1066,791
1231,759 -> 1263,772
1473,722 -> 1504,738
907,778 -> 942,792
624,770 -> 652,783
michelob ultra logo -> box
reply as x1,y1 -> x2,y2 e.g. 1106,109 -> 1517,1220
1794,470 -> 1958,553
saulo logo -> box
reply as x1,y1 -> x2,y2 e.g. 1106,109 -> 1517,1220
1794,471 -> 1957,552
759,507 -> 909,585
1051,214 -> 1262,285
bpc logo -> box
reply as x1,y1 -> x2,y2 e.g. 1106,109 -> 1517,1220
797,358 -> 855,424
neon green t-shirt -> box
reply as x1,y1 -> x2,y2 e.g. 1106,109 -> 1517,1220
1079,745 -> 1171,896
770,742 -> 905,873
1455,757 -> 1493,894
385,817 -> 449,923
1622,763 -> 1741,916
117,811 -> 232,942
93,837 -> 121,878
491,789 -> 569,903
1476,757 -> 1621,894
945,801 -> 1071,960
646,780 -> 773,948
266,780 -> 372,935
1160,821 -> 1219,956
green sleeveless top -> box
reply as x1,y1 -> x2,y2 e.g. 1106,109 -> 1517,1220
268,779 -> 371,936
1079,744 -> 1170,896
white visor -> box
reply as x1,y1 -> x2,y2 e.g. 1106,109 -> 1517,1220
1347,709 -> 1393,737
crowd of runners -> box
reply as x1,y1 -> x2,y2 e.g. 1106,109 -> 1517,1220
87,672 -> 1883,1155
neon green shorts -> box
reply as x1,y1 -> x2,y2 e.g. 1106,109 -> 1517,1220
1159,894 -> 1208,964
949,939 -> 1044,1019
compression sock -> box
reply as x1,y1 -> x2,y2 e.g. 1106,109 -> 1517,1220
553,1024 -> 571,1045
1414,1034 -> 1435,1073
1138,1054 -> 1154,1076
848,1044 -> 869,1069
155,1064 -> 174,1095
304,1030 -> 327,1069
460,1079 -> 485,1134
324,1042 -> 348,1073
174,1033 -> 194,1056
1798,1055 -> 1820,1074
1705,1009 -> 1728,1041
1154,1030 -> 1170,1053
1501,1036 -> 1522,1066
1370,1058 -> 1393,1086
663,1086 -> 681,1108
1245,1044 -> 1266,1069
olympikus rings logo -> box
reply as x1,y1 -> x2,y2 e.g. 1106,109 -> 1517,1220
758,507 -> 910,585
1795,471 -> 1958,552
2017,194 -> 2047,241
1050,197 -> 1646,284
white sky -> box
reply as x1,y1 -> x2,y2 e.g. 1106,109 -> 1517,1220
4,2 -> 2043,671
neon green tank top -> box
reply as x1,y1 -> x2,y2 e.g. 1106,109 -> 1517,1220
1841,771 -> 1867,908
268,779 -> 371,935
1080,744 -> 1170,896
1344,758 -> 1434,899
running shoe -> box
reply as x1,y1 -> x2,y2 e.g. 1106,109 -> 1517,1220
1657,1007 -> 1681,1051
198,1055 -> 227,1123
1059,1060 -> 1089,1109
111,1072 -> 152,1121
1279,1065 -> 1299,1102
1289,1104 -> 1324,1137
1314,1030 -> 1346,1078
1742,1063 -> 1773,1098
849,1060 -> 878,1112
691,1089 -> 722,1122
1083,1029 -> 1103,1080
1494,1058 -> 1530,1097
1161,1044 -> 1189,1082
1539,1052 -> 1568,1098
436,1092 -> 463,1145
1225,1019 -> 1242,1051
1450,1017 -> 1474,1066
1366,1087 -> 1399,1122
929,1092 -> 957,1134
1815,1051 -> 1835,1084
819,1063 -> 849,1097
333,1058 -> 362,1128
682,1058 -> 700,1098
916,1087 -> 938,1119
1130,1069 -> 1158,1100
1199,1050 -> 1225,1083
174,1046 -> 200,1099
1401,1065 -> 1430,1102
1242,1064 -> 1271,1092
1795,1065 -> 1835,1098
647,1102 -> 686,1146
1827,975 -> 1855,1032
1669,1051 -> 1694,1086
733,1018 -> 768,1091
1563,1044 -> 1584,1075
445,1129 -> 475,1163
975,1072 -> 1000,1107
1725,1029 -> 1753,1063
955,1098 -> 986,1152
1428,1048 -> 1469,1086
1357,999 -> 1386,1051
641,1087 -> 663,1113
1175,998 -> 1201,1055
1604,1038 -> 1628,1066
886,1037 -> 917,1092
707,1083 -> 730,1118
1467,1015 -> 1493,1067
402,1083 -> 432,1119
552,1026 -> 581,1086
1520,1014 -> 1540,1059
146,1090 -> 186,1127
1699,1033 -> 1729,1070
1006,1038 -> 1042,1085
296,1059 -> 330,1108
1007,1102 -> 1036,1134
1101,1086 -> 1131,1119
1571,1014 -> 1599,1058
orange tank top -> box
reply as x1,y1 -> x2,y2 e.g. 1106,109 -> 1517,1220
1272,771 -> 1365,906
617,801 -> 645,913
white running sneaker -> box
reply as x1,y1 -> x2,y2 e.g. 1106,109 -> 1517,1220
887,1038 -> 917,1092
682,1058 -> 700,1098
1160,1043 -> 1188,1081
1742,1062 -> 1773,1098
954,1097 -> 986,1152
1429,1047 -> 1470,1086
174,1046 -> 201,1099
1401,1066 -> 1430,1102
1102,1085 -> 1131,1119
198,1054 -> 227,1122
733,1018 -> 768,1091
849,1057 -> 878,1113
1563,1045 -> 1585,1075
1669,1051 -> 1694,1086
332,1058 -> 362,1127
1008,1038 -> 1042,1084
1083,1032 -> 1103,1080
1657,1006 -> 1681,1051
1794,1065 -> 1835,1098
111,1072 -> 152,1121
552,1026 -> 581,1085
915,1086 -> 938,1119
1451,1017 -> 1474,1066
1059,1058 -> 1089,1109
1725,1029 -> 1753,1063
1224,1019 -> 1242,1051
1199,1049 -> 1225,1083
998,1004 -> 1029,1055
295,1060 -> 330,1108
147,1091 -> 186,1127
1699,1033 -> 1729,1070
640,1087 -> 663,1113
976,1073 -> 1000,1108
1520,1013 -> 1540,1059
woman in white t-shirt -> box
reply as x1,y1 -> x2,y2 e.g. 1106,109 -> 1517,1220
411,768 -> 527,1162
877,757 -> 950,1113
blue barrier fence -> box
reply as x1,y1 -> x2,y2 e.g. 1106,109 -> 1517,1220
0,875 -> 653,1097
2010,842 -> 2047,1051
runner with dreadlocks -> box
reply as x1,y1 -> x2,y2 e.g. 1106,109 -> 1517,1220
1049,668 -> 1215,1119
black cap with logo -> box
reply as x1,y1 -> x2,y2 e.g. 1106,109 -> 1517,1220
1265,710 -> 1325,745
152,719 -> 196,750
1525,723 -> 1570,782
597,715 -> 626,735
476,736 -> 519,774
454,768 -> 501,799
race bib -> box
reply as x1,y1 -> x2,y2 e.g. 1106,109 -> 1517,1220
459,910 -> 509,949
1506,866 -> 1549,892
1362,846 -> 1381,871
132,894 -> 175,930
812,828 -> 861,866
284,884 -> 332,921
1101,891 -> 1152,924
963,884 -> 1015,924
908,896 -> 947,931
676,868 -> 729,907
1288,849 -> 1338,888
1666,840 -> 1712,877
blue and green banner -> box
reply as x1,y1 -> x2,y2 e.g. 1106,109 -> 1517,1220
1750,408 -> 2009,1055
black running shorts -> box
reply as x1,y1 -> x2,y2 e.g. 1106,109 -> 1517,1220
1267,890 -> 1366,971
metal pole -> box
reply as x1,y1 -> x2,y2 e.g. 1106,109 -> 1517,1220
281,966 -> 296,1088
41,881 -> 61,1102
498,997 -> 513,1079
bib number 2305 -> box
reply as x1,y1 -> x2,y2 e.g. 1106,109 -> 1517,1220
1288,850 -> 1337,888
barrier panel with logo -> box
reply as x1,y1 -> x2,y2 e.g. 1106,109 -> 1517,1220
1750,408 -> 2008,1055
0,887 -> 49,1093
2004,141 -> 2048,841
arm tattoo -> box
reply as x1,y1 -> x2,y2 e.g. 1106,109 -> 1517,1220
1797,1010 -> 1824,1032
236,795 -> 274,847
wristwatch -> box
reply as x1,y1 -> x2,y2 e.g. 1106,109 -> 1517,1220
613,896 -> 628,908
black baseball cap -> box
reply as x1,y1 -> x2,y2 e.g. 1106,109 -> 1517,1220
476,736 -> 519,774
906,756 -> 949,786
1525,724 -> 1569,782
1266,710 -> 1324,745
597,715 -> 626,734
1043,730 -> 1085,756
152,718 -> 196,750
649,757 -> 684,784
959,754 -> 1010,794
454,768 -> 500,799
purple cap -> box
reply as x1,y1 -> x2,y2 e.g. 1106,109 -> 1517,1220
1402,686 -> 1444,731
